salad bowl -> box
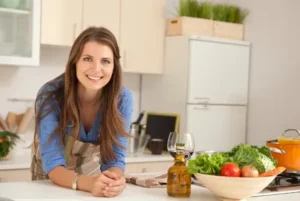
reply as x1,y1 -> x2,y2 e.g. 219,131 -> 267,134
194,173 -> 276,201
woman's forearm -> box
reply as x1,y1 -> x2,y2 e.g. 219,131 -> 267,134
48,166 -> 96,192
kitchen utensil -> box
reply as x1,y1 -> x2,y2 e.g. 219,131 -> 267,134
6,112 -> 17,132
266,128 -> 300,172
0,116 -> 9,131
128,123 -> 139,154
138,124 -> 146,149
134,134 -> 150,156
16,107 -> 34,134
194,173 -> 276,201
16,113 -> 24,127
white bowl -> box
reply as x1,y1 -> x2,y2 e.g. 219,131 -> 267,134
194,173 -> 276,201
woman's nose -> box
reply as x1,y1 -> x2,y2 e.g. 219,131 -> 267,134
93,61 -> 104,72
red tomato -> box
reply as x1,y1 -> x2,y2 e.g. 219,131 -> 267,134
220,163 -> 241,177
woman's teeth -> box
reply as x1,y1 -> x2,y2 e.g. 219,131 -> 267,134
87,75 -> 102,80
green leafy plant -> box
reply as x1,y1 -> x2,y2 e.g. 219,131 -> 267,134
0,131 -> 20,158
177,0 -> 249,24
178,0 -> 202,18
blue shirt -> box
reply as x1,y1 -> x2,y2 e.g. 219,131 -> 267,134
36,78 -> 133,174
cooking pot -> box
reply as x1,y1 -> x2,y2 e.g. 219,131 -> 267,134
266,128 -> 300,173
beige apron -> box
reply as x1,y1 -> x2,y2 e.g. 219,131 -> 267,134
30,134 -> 101,180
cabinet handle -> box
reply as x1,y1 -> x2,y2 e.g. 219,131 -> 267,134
73,23 -> 77,41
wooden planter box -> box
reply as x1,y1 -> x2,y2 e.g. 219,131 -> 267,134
167,17 -> 244,40
167,17 -> 213,37
213,21 -> 244,40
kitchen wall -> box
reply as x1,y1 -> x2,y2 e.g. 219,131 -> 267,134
0,45 -> 141,126
1,0 -> 300,146
167,0 -> 300,145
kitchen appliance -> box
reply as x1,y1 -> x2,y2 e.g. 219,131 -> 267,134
267,129 -> 300,172
141,36 -> 251,152
254,172 -> 300,196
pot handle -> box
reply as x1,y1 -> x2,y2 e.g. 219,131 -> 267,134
267,147 -> 286,154
282,129 -> 300,136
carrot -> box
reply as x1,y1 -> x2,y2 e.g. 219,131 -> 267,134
259,167 -> 286,177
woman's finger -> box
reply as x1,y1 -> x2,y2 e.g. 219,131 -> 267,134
108,176 -> 126,187
102,170 -> 118,180
103,190 -> 117,197
97,173 -> 116,184
105,183 -> 126,193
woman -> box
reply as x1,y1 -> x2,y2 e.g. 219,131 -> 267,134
30,26 -> 133,198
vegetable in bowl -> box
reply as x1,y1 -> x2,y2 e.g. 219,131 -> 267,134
188,143 -> 283,177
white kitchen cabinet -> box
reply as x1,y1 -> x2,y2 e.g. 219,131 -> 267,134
0,169 -> 31,182
188,40 -> 250,105
0,0 -> 41,66
41,0 -> 82,47
39,0 -> 166,74
186,105 -> 247,152
82,0 -> 120,43
119,0 -> 166,74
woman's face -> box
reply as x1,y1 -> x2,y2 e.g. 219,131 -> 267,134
76,41 -> 114,91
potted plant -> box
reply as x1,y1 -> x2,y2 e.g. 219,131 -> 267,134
167,0 -> 249,40
0,131 -> 20,160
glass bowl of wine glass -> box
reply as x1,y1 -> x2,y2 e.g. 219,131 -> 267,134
167,132 -> 195,160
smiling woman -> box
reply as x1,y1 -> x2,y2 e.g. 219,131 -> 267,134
30,27 -> 133,198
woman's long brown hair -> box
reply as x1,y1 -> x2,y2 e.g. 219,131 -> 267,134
34,27 -> 128,164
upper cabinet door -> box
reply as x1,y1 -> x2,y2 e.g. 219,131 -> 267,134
0,0 -> 41,66
187,40 -> 250,105
83,0 -> 120,42
120,0 -> 166,74
41,0 -> 82,46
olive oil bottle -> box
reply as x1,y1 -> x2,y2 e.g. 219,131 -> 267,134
167,143 -> 191,198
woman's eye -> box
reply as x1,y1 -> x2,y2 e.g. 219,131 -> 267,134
101,59 -> 111,64
83,57 -> 92,62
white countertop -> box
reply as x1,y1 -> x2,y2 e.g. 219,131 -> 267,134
0,180 -> 299,201
0,135 -> 173,170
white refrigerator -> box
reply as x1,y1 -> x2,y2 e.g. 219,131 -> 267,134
141,35 -> 251,152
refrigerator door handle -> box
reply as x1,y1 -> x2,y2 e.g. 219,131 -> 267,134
193,105 -> 209,110
194,97 -> 210,104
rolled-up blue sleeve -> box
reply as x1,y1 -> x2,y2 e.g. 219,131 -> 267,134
100,88 -> 133,171
36,90 -> 66,175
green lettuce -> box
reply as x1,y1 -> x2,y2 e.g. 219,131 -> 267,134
231,144 -> 275,173
188,143 -> 277,175
188,152 -> 231,175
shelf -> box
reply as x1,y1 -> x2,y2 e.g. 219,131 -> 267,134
0,7 -> 30,15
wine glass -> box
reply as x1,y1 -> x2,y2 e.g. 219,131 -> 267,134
167,132 -> 195,160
